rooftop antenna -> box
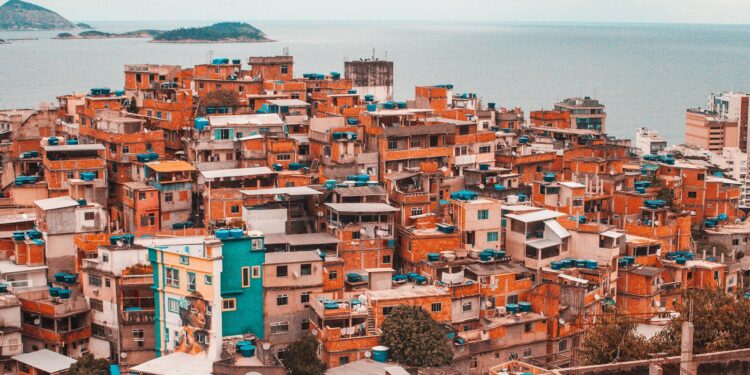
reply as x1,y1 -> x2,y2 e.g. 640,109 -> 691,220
206,50 -> 214,64
282,47 -> 289,57
372,48 -> 376,60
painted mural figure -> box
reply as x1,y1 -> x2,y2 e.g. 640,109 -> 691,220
175,291 -> 212,354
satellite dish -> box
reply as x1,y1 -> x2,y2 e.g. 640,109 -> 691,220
441,166 -> 448,172
594,294 -> 601,301
120,352 -> 128,359
364,351 -> 372,358
478,184 -> 485,190
311,328 -> 318,335
116,240 -> 124,247
485,300 -> 493,308
558,318 -> 565,325
262,342 -> 271,350
33,318 -> 40,325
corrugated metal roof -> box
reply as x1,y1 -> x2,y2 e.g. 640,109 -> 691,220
240,186 -> 322,196
267,99 -> 310,107
12,349 -> 75,373
325,203 -> 399,213
201,167 -> 274,180
505,210 -> 566,223
43,144 -> 105,152
207,114 -> 284,127
545,219 -> 570,238
34,196 -> 79,211
265,250 -> 322,264
145,160 -> 197,173
333,185 -> 385,197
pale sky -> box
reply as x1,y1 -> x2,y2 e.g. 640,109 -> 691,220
25,0 -> 750,24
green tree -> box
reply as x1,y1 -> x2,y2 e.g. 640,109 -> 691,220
578,310 -> 651,365
651,289 -> 750,355
127,96 -> 138,113
283,336 -> 326,375
380,305 -> 453,367
202,89 -> 238,111
655,187 -> 674,207
68,353 -> 109,375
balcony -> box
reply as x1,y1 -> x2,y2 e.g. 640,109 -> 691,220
20,296 -> 89,317
22,324 -> 90,344
310,297 -> 368,319
309,320 -> 380,353
121,274 -> 153,286
446,282 -> 480,298
389,190 -> 430,204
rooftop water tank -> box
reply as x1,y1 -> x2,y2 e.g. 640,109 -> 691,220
229,228 -> 244,238
215,229 -> 230,240
80,172 -> 95,181
586,260 -> 598,269
366,104 -> 377,112
519,302 -> 532,312
372,346 -> 389,363
427,253 -> 440,261
195,117 -> 209,131
506,303 -> 519,314
58,289 -> 71,299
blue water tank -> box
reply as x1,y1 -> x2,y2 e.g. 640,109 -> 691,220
550,261 -> 562,270
519,302 -> 532,312
66,139 -> 79,145
229,229 -> 244,238
48,137 -> 59,145
49,287 -> 60,297
58,289 -> 72,299
586,260 -> 598,269
506,303 -> 519,314
372,345 -> 389,362
215,229 -> 230,240
80,172 -> 95,181
366,104 -> 377,111
195,117 -> 209,131
427,253 -> 440,261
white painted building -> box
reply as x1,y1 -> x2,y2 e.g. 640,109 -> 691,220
634,127 -> 667,156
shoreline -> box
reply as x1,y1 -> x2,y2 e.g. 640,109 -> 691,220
149,38 -> 274,44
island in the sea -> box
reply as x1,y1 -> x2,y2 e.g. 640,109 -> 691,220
152,22 -> 271,43
55,22 -> 271,43
0,0 -> 75,30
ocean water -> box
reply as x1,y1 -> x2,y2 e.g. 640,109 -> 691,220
2,20 -> 750,142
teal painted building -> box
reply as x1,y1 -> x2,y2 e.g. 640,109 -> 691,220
219,230 -> 266,338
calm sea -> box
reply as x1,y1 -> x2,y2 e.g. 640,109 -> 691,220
2,20 -> 750,142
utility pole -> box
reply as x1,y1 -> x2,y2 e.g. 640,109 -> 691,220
680,321 -> 696,374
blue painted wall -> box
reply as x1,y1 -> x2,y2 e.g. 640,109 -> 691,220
220,234 -> 266,338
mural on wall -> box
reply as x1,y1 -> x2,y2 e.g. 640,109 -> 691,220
175,291 -> 212,354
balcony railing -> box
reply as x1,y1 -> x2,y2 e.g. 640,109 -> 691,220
121,308 -> 155,324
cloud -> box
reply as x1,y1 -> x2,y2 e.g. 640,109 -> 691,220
28,0 -> 750,24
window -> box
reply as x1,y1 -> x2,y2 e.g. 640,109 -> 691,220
462,301 -> 473,312
205,275 -> 213,285
242,267 -> 250,288
122,146 -> 130,154
339,356 -> 350,365
524,322 -> 533,333
479,145 -> 491,153
523,348 -> 532,358
688,191 -> 697,199
410,139 -> 421,148
166,268 -> 179,288
281,64 -> 288,74
698,173 -> 705,181
270,321 -> 289,335
329,270 -> 338,280
84,212 -> 95,221
300,263 -> 312,276
733,239 -> 740,246
411,207 -> 423,216
89,275 -> 102,287
487,231 -> 499,242
187,272 -> 196,292
92,323 -> 106,338
179,255 -> 189,265
301,292 -> 310,304
105,278 -> 111,288
214,128 -> 234,140
67,171 -> 75,179
102,253 -> 109,263
252,266 -> 261,278
277,294 -> 288,306
138,192 -> 146,200
382,255 -> 392,264
222,298 -> 236,311
382,306 -> 394,316
478,209 -> 489,220
572,197 -> 583,207
165,192 -> 174,202
276,153 -> 291,161
559,339 -> 568,352
89,298 -> 103,312
507,295 -> 519,305
469,356 -> 478,369
133,329 -> 144,339
168,298 -> 180,313
231,205 -> 240,213
388,139 -> 398,150
431,303 -> 442,312
277,265 -> 288,277
301,319 -> 310,331
455,146 -> 468,156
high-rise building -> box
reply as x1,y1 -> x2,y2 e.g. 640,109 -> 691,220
685,108 -> 739,152
635,127 -> 667,156
709,92 -> 750,152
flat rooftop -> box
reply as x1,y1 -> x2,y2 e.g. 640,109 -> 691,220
366,284 -> 448,301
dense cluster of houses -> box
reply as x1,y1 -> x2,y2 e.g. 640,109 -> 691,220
0,54 -> 746,375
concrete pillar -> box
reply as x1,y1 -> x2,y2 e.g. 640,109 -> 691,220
649,363 -> 663,375
680,321 -> 697,374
